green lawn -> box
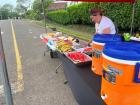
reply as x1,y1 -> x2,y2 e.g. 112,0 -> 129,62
32,20 -> 95,41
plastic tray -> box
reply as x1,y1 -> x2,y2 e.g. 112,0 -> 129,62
130,37 -> 140,42
65,52 -> 92,66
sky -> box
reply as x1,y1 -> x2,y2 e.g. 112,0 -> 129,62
0,0 -> 17,7
0,0 -> 34,7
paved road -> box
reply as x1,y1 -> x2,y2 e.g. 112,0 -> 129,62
0,20 -> 78,105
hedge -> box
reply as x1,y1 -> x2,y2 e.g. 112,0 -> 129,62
67,3 -> 95,24
47,2 -> 140,31
47,10 -> 70,25
99,2 -> 140,31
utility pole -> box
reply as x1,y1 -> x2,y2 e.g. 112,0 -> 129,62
130,2 -> 136,35
0,11 -> 3,20
0,14 -> 2,20
41,0 -> 47,33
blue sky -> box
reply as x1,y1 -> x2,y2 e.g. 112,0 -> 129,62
0,0 -> 17,7
0,0 -> 34,7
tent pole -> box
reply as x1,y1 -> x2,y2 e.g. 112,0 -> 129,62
41,0 -> 47,33
130,2 -> 136,35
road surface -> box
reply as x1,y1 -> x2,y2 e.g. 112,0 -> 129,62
0,19 -> 78,105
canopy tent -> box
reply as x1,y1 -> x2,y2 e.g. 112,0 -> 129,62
64,0 -> 137,34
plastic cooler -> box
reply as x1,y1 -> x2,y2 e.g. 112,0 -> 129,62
92,34 -> 122,75
101,42 -> 140,105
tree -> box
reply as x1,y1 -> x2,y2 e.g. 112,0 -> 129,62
0,4 -> 19,19
16,0 -> 31,14
0,4 -> 14,19
2,4 -> 14,12
15,4 -> 27,14
23,0 -> 53,20
16,0 -> 30,7
30,0 -> 53,20
0,9 -> 9,19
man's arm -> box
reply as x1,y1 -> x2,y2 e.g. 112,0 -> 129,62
87,32 -> 97,46
103,27 -> 111,34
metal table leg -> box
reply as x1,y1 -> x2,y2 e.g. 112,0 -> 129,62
64,80 -> 68,84
55,62 -> 62,73
44,45 -> 49,56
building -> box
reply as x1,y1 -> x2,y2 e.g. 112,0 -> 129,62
48,1 -> 80,11
48,1 -> 67,11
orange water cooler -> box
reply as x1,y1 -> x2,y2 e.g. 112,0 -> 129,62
92,34 -> 122,75
101,42 -> 140,105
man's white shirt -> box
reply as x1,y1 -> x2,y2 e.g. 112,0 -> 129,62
96,16 -> 116,34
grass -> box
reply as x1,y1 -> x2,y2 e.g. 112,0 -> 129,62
31,19 -> 94,41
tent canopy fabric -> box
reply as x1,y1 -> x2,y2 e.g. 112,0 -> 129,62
65,0 -> 136,3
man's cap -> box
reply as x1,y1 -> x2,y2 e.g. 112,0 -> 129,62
89,9 -> 104,16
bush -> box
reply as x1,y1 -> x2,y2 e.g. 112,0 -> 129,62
47,3 -> 98,25
47,2 -> 140,31
99,2 -> 140,31
47,10 -> 70,25
67,3 -> 98,24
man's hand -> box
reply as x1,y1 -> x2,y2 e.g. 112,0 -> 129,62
88,43 -> 91,47
87,39 -> 92,46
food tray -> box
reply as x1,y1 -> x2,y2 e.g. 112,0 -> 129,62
83,51 -> 92,57
130,37 -> 140,42
56,47 -> 74,54
83,47 -> 92,55
65,52 -> 92,66
73,47 -> 93,56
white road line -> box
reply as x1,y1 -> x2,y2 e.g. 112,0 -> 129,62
1,32 -> 4,35
33,36 -> 37,39
0,80 -> 24,96
29,29 -> 32,34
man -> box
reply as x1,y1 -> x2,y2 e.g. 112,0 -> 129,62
90,8 -> 116,34
88,9 -> 116,45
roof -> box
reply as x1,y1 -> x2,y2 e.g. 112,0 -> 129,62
48,2 -> 67,11
64,0 -> 135,3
